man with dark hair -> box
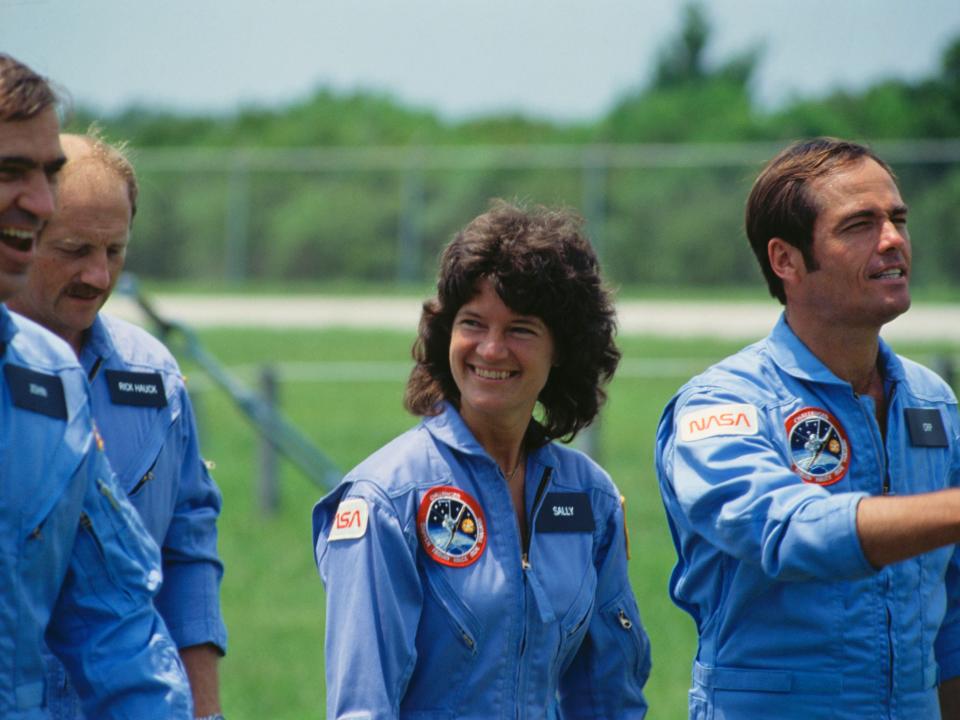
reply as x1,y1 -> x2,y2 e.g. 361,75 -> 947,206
0,54 -> 192,719
9,131 -> 228,720
656,137 -> 960,718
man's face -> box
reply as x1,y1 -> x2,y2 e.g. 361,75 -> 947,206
790,158 -> 911,331
9,159 -> 131,351
0,108 -> 64,301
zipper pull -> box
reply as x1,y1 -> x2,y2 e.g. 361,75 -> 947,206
617,609 -> 633,630
521,552 -> 531,570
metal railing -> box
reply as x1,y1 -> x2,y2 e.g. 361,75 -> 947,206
116,274 -> 342,511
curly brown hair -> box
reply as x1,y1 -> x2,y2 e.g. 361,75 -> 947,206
404,200 -> 620,444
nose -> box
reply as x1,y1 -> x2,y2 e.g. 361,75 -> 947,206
79,251 -> 113,290
18,172 -> 57,223
477,330 -> 508,361
879,218 -> 908,254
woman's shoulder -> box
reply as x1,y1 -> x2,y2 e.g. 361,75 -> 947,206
542,441 -> 620,502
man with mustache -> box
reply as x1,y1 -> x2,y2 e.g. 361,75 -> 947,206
656,137 -> 960,718
8,130 -> 227,720
0,54 -> 192,719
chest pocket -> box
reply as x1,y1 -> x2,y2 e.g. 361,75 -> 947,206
404,559 -> 482,713
529,497 -> 598,673
92,371 -> 179,492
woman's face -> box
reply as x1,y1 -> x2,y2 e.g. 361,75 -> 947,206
449,278 -> 555,433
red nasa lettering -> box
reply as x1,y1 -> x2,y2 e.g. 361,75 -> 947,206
687,411 -> 753,435
335,508 -> 362,530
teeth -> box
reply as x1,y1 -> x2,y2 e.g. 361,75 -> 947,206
0,228 -> 33,240
0,227 -> 34,251
874,269 -> 904,279
474,367 -> 512,380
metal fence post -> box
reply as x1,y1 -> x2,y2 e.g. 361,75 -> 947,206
258,364 -> 280,516
582,147 -> 608,260
225,156 -> 251,282
574,413 -> 602,464
397,162 -> 425,283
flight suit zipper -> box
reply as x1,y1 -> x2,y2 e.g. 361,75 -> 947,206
516,467 -> 553,719
87,356 -> 105,382
520,467 -> 552,569
855,385 -> 897,701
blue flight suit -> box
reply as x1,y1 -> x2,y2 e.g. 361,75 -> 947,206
656,314 -> 960,719
313,402 -> 650,719
0,306 -> 192,719
44,314 -> 226,717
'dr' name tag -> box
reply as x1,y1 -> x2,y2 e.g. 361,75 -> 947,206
105,370 -> 167,408
536,492 -> 595,533
905,408 -> 948,447
3,364 -> 67,419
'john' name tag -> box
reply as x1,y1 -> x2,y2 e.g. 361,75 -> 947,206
905,408 -> 948,447
105,370 -> 167,408
536,493 -> 595,533
4,364 -> 67,419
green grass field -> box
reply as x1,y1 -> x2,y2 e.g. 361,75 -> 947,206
182,327 -> 959,719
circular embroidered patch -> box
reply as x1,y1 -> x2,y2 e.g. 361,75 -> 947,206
784,407 -> 851,486
417,486 -> 487,567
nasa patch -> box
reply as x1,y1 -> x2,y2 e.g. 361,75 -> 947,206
785,407 -> 851,486
679,403 -> 758,442
417,486 -> 487,568
328,498 -> 369,541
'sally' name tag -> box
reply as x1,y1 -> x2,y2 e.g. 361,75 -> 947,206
536,492 -> 595,533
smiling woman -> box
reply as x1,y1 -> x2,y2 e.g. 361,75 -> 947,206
312,200 -> 652,719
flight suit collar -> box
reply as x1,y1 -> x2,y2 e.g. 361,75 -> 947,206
0,305 -> 14,352
424,401 -> 558,469
767,312 -> 905,388
78,314 -> 117,374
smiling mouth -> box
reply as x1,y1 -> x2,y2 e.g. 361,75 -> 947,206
471,365 -> 516,380
0,227 -> 35,253
870,268 -> 906,280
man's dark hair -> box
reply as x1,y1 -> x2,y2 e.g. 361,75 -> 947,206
405,199 -> 621,444
0,54 -> 57,122
746,137 -> 897,304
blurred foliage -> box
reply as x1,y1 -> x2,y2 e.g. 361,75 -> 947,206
66,2 -> 960,289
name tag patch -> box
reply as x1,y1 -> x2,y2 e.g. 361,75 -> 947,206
536,493 -> 595,533
4,364 -> 67,419
105,370 -> 167,408
679,403 -> 759,442
328,498 -> 369,541
905,408 -> 948,447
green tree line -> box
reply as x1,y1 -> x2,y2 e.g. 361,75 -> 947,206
67,4 -> 960,290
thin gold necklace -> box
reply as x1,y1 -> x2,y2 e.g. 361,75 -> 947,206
504,455 -> 524,484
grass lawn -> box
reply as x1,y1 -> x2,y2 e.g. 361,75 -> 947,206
181,327 -> 958,719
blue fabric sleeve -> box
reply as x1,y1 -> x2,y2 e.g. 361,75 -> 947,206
663,392 -> 875,582
154,391 -> 227,653
557,491 -> 650,718
45,445 -> 192,719
314,483 -> 423,719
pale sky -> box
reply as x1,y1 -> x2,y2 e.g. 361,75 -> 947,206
4,0 -> 960,121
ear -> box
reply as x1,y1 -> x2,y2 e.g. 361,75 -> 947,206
768,237 -> 805,286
